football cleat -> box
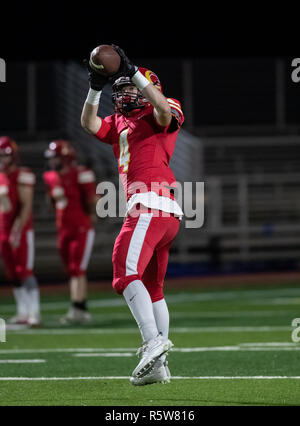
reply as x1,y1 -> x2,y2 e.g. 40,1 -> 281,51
8,314 -> 28,325
60,307 -> 92,324
164,359 -> 171,380
131,335 -> 173,378
130,358 -> 171,386
27,314 -> 42,328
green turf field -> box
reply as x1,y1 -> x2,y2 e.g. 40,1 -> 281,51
0,282 -> 300,406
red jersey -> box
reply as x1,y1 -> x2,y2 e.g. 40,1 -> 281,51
94,98 -> 184,202
0,167 -> 35,235
43,166 -> 96,230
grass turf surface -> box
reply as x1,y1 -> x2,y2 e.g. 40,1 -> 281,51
0,282 -> 300,406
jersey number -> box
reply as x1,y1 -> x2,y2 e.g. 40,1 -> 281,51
119,129 -> 130,173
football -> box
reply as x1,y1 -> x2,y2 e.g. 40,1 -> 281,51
89,44 -> 121,76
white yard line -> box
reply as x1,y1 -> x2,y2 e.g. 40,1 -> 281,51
1,343 -> 299,356
72,347 -> 300,355
3,326 -> 292,335
172,376 -> 300,380
6,310 -> 295,322
73,353 -> 134,357
0,348 -> 134,354
240,342 -> 298,347
175,346 -> 300,352
170,326 -> 291,333
0,376 -> 300,381
171,310 -> 299,318
260,297 -> 300,305
0,360 -> 45,363
2,286 -> 300,313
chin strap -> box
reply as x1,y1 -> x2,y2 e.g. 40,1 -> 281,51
123,103 -> 145,113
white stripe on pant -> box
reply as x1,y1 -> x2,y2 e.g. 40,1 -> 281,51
26,230 -> 35,271
125,213 -> 153,276
80,229 -> 95,271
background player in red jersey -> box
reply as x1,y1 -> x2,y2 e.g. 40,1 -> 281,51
0,136 -> 41,326
43,140 -> 98,324
81,46 -> 184,385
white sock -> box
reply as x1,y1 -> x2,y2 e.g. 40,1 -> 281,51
13,287 -> 29,317
153,298 -> 170,363
27,289 -> 40,317
22,276 -> 40,317
123,280 -> 159,343
152,298 -> 169,339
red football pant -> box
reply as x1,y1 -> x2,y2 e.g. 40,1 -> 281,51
0,228 -> 35,282
58,227 -> 95,277
112,210 -> 180,302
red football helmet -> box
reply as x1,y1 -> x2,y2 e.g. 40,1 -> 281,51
0,136 -> 18,158
44,140 -> 76,167
0,136 -> 19,170
112,67 -> 162,115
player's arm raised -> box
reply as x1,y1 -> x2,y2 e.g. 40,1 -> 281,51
113,45 -> 172,127
81,60 -> 109,135
81,102 -> 101,135
141,82 -> 172,127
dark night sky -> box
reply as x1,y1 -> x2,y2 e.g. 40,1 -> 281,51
1,2 -> 297,61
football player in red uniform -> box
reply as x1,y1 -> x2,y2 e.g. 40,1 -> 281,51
81,46 -> 184,385
0,136 -> 41,326
43,140 -> 98,324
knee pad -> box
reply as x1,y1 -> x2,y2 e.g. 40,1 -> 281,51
112,274 -> 140,295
